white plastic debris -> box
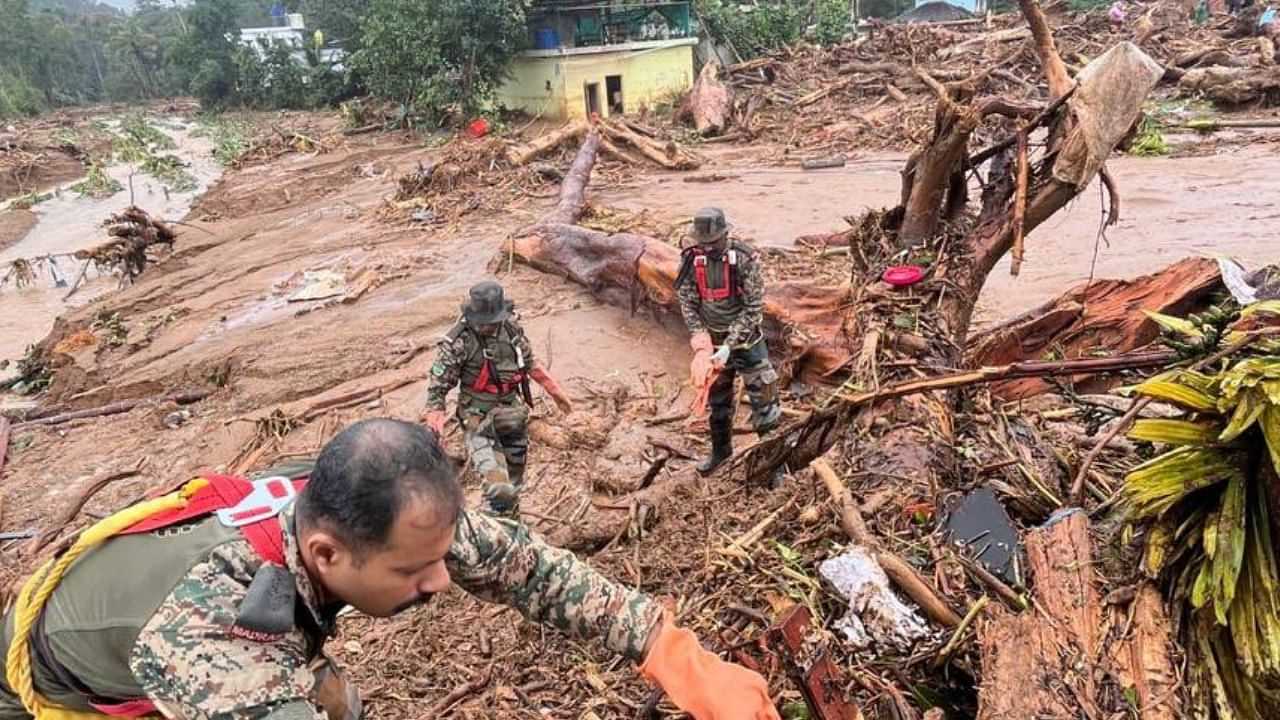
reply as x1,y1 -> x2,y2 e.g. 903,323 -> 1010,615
288,269 -> 347,302
1214,255 -> 1258,305
819,546 -> 930,652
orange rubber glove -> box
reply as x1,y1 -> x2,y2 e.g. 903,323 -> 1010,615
690,331 -> 713,354
689,332 -> 720,416
422,409 -> 447,435
530,365 -> 574,414
640,613 -> 780,720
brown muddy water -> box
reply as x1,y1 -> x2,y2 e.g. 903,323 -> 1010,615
0,118 -> 222,377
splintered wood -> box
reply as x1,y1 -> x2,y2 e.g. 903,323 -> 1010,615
977,510 -> 1177,720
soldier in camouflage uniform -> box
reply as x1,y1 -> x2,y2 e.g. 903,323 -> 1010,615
676,207 -> 784,487
1,419 -> 779,720
421,281 -> 572,516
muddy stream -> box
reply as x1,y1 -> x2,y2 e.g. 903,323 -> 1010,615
0,117 -> 223,378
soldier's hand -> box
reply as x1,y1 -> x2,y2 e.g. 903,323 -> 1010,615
639,612 -> 780,720
422,410 -> 447,435
710,345 -> 730,369
552,393 -> 574,415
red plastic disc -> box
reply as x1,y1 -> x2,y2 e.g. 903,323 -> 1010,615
883,265 -> 925,287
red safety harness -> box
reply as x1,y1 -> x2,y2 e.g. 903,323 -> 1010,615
119,473 -> 308,565
470,358 -> 527,396
692,249 -> 740,301
70,474 -> 309,717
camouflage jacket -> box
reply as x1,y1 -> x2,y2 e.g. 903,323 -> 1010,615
424,319 -> 535,411
676,240 -> 766,349
3,502 -> 661,719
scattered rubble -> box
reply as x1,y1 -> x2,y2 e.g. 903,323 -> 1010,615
679,0 -> 1280,157
1,2 -> 1279,718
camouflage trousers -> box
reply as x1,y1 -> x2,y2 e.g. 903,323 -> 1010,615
458,393 -> 530,511
708,334 -> 781,435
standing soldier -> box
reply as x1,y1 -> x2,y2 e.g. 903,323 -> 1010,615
420,280 -> 572,516
1,419 -> 780,720
675,208 -> 784,487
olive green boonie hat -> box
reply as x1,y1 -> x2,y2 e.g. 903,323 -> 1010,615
461,280 -> 512,325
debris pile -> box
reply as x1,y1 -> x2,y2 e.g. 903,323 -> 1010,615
688,0 -> 1280,155
387,120 -> 699,224
1,206 -> 177,295
228,118 -> 347,169
385,137 -> 564,224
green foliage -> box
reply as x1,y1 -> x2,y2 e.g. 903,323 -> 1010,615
232,40 -> 352,110
1128,116 -> 1170,157
15,343 -> 53,394
106,114 -> 197,190
0,0 -> 189,117
811,0 -> 854,45
0,68 -> 45,118
141,153 -> 198,191
91,311 -> 129,347
194,114 -> 252,165
696,0 -> 803,57
1124,303 -> 1280,719
171,0 -> 241,107
72,162 -> 123,197
696,0 -> 850,58
111,113 -> 175,163
352,0 -> 529,124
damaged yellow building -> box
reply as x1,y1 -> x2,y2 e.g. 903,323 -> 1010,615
496,1 -> 697,120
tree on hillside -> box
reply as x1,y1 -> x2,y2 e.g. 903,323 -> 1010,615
170,0 -> 240,106
352,0 -> 530,123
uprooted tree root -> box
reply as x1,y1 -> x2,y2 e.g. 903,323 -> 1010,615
86,206 -> 178,279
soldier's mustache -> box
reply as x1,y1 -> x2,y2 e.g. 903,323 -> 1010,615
392,593 -> 434,615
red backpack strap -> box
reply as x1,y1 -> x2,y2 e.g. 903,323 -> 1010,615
120,475 -> 253,535
119,474 -> 307,567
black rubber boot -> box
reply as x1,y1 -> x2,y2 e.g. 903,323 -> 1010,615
697,421 -> 733,475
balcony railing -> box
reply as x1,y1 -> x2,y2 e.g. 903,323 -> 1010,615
527,1 -> 693,49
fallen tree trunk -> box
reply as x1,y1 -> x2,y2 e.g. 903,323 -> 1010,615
12,390 -> 211,430
977,510 -> 1103,719
510,130 -> 856,383
937,27 -> 1031,59
689,61 -> 733,137
599,120 -> 700,170
968,257 -> 1223,398
1178,65 -> 1280,105
506,121 -> 589,166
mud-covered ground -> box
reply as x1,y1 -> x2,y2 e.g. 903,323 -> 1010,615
0,101 -> 1277,718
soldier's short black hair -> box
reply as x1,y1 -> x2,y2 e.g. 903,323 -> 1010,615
298,418 -> 462,556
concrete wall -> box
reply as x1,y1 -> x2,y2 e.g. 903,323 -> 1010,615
498,55 -> 569,120
496,41 -> 694,120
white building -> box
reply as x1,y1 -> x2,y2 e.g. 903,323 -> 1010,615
238,13 -> 345,68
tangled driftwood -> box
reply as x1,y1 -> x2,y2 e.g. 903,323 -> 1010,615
81,206 -> 177,281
